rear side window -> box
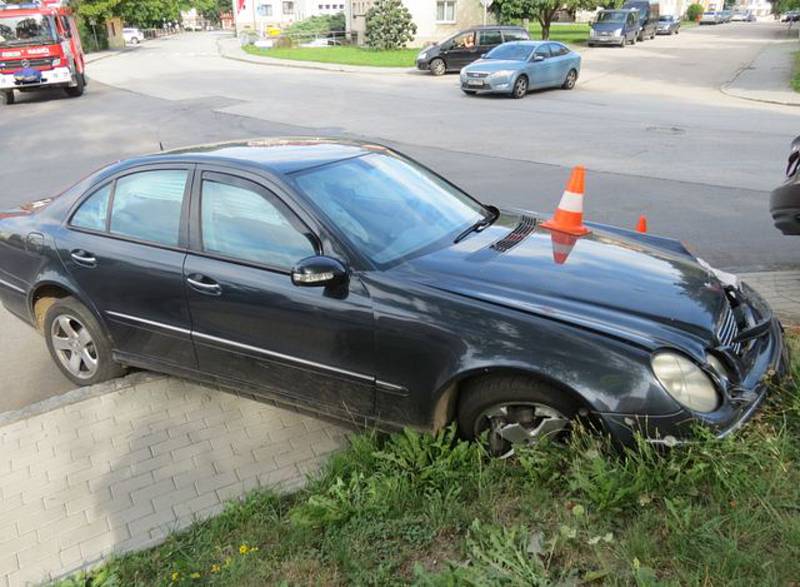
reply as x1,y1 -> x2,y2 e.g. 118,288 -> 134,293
549,43 -> 569,56
71,184 -> 111,231
478,30 -> 503,45
502,29 -> 528,42
109,170 -> 188,246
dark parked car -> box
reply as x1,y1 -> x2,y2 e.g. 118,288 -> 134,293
416,25 -> 530,76
656,14 -> 681,34
770,135 -> 800,235
0,139 -> 788,455
589,9 -> 641,47
623,0 -> 660,40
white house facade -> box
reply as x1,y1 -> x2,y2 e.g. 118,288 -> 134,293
232,0 -> 347,33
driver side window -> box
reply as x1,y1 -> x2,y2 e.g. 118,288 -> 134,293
200,176 -> 317,271
533,45 -> 550,60
451,31 -> 475,49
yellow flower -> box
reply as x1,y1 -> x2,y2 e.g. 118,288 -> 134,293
190,572 -> 201,579
239,544 -> 250,555
224,556 -> 233,567
211,564 -> 221,573
171,571 -> 180,581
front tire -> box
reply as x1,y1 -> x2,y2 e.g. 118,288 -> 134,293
65,71 -> 85,97
511,75 -> 528,99
458,375 -> 578,458
43,297 -> 126,386
429,58 -> 446,76
562,68 -> 578,90
1,90 -> 14,105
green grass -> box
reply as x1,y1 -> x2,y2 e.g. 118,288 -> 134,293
793,51 -> 800,93
243,44 -> 418,67
528,23 -> 590,44
55,338 -> 800,586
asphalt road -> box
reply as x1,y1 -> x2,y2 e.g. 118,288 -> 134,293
0,22 -> 798,412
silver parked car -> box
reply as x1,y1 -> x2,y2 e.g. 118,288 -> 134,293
656,15 -> 681,34
700,11 -> 721,24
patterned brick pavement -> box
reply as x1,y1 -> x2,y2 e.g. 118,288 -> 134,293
0,375 -> 348,586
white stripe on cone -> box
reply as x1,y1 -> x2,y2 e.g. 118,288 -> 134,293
556,191 -> 584,213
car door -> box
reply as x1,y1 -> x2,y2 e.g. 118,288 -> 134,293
55,165 -> 196,369
546,43 -> 570,87
442,30 -> 478,70
477,28 -> 503,57
528,44 -> 554,88
183,168 -> 375,415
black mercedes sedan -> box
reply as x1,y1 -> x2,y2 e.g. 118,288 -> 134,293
0,139 -> 788,455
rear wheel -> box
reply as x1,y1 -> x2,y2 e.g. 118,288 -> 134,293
65,71 -> 85,97
429,58 -> 446,76
43,297 -> 126,386
458,376 -> 578,458
511,75 -> 528,99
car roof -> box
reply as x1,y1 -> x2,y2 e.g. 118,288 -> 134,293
501,40 -> 560,48
139,138 -> 390,175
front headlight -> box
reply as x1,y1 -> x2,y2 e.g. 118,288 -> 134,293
590,29 -> 597,37
418,50 -> 428,60
613,28 -> 623,36
489,70 -> 514,79
651,351 -> 721,413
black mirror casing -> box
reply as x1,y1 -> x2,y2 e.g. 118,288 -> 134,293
292,256 -> 348,287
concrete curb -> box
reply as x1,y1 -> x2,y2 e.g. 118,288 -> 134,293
720,40 -> 800,107
215,36 -> 418,76
0,371 -> 164,428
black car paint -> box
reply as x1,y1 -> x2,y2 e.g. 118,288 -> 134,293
770,135 -> 800,235
622,0 -> 660,40
416,26 -> 530,74
0,140 -> 788,445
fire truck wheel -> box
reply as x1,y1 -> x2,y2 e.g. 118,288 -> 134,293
1,91 -> 14,106
65,73 -> 85,98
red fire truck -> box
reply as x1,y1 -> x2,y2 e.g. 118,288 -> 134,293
0,0 -> 86,105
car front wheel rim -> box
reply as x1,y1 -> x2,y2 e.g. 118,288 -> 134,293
51,314 -> 98,379
567,72 -> 576,87
475,402 -> 570,458
514,79 -> 526,97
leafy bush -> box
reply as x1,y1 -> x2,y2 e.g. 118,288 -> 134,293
686,3 -> 705,21
365,0 -> 417,50
285,13 -> 345,42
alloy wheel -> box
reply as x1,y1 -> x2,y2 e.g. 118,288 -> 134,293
430,59 -> 446,76
50,314 -> 98,379
564,70 -> 577,89
513,77 -> 528,98
474,402 -> 570,458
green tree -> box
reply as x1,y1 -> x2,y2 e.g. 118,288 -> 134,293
491,0 -> 597,39
686,3 -> 704,20
365,0 -> 416,50
191,0 -> 231,24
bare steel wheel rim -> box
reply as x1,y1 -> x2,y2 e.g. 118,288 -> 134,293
51,314 -> 98,379
475,402 -> 570,458
514,77 -> 527,98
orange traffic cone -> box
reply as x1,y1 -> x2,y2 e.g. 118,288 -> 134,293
540,166 -> 591,236
636,215 -> 648,233
550,231 -> 578,265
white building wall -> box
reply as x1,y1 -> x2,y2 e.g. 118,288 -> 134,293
233,0 -> 346,34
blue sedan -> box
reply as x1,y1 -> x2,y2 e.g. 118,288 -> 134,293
460,41 -> 581,98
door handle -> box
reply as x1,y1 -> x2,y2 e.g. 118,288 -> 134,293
187,275 -> 222,296
70,249 -> 96,268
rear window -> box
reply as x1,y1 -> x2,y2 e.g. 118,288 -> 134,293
502,29 -> 528,42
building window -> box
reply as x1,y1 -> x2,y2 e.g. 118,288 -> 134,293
436,0 -> 456,22
283,1 -> 294,14
257,3 -> 273,16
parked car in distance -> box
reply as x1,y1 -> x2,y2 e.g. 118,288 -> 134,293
622,0 -> 659,40
589,9 -> 641,47
460,41 -> 581,98
730,11 -> 749,21
416,25 -> 530,76
783,10 -> 800,22
656,14 -> 681,34
122,27 -> 143,45
770,135 -> 800,235
700,11 -> 721,24
0,138 -> 787,455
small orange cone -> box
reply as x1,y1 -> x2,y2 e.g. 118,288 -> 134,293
636,215 -> 648,233
540,166 -> 591,236
550,231 -> 578,265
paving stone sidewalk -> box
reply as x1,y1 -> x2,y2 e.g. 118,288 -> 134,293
741,270 -> 800,325
0,375 -> 348,587
722,38 -> 800,107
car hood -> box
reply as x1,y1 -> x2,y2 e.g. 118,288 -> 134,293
463,59 -> 524,73
392,210 -> 728,353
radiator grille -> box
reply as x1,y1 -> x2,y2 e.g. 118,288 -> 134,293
717,302 -> 742,354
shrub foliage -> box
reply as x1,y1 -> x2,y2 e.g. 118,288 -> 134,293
365,0 -> 417,50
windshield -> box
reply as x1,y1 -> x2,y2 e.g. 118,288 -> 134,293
659,15 -> 673,21
484,43 -> 533,61
292,153 -> 488,266
0,15 -> 57,48
596,12 -> 627,23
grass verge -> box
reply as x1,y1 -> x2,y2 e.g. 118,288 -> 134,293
56,339 -> 800,586
529,23 -> 590,45
793,51 -> 800,93
243,44 -> 418,67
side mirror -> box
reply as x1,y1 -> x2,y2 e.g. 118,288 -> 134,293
532,54 -> 545,62
292,255 -> 348,287
480,52 -> 487,58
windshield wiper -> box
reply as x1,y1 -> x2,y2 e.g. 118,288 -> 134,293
453,206 -> 499,243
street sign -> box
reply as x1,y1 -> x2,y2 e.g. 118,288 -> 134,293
480,0 -> 493,7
